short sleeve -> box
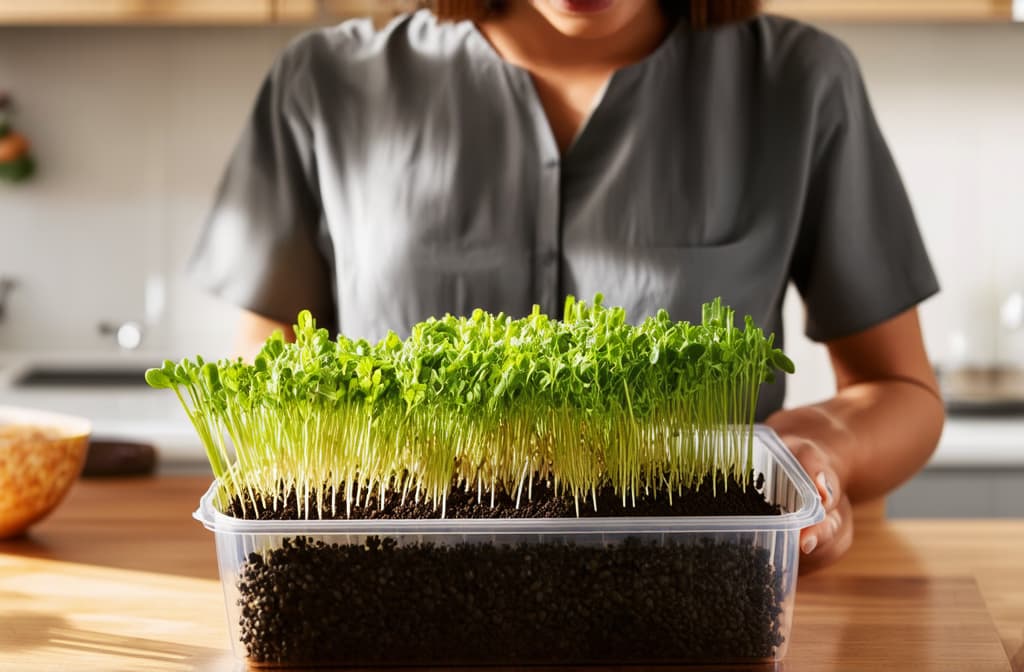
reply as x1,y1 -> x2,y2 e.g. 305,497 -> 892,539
187,40 -> 336,328
791,46 -> 939,342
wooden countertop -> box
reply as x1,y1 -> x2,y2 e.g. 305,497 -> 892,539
0,476 -> 1020,671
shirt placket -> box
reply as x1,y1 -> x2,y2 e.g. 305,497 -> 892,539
536,154 -> 561,317
518,73 -> 563,318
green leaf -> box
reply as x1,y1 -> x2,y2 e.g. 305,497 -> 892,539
681,342 -> 706,362
0,156 -> 35,182
144,368 -> 172,389
772,350 -> 796,374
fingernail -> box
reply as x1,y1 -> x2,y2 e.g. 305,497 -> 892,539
801,535 -> 818,555
817,472 -> 834,507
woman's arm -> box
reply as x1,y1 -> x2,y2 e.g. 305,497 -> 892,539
766,307 -> 945,572
233,309 -> 295,362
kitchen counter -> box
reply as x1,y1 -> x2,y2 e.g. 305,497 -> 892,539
0,477 -> 1019,671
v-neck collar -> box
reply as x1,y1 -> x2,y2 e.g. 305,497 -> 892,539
465,14 -> 686,79
466,17 -> 687,161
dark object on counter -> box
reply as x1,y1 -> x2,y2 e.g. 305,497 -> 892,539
82,438 -> 156,477
13,366 -> 151,388
939,366 -> 1024,417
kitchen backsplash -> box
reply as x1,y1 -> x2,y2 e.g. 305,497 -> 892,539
0,26 -> 299,362
1,22 -> 1023,407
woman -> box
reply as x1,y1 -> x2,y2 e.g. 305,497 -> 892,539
189,0 -> 945,572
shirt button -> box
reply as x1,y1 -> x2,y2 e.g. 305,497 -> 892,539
543,158 -> 559,169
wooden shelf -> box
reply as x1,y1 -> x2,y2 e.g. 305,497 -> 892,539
320,0 -> 416,24
0,0 -> 1016,27
765,0 -> 1017,22
272,0 -> 319,23
0,0 -> 276,25
0,0 -> 417,25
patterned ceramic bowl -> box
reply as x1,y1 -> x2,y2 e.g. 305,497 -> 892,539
0,406 -> 90,538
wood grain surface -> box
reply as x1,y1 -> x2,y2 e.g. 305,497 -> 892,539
764,0 -> 1014,22
0,476 -> 1019,671
0,0 -> 276,24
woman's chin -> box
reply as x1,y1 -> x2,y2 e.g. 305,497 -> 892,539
549,0 -> 616,14
531,0 -> 646,39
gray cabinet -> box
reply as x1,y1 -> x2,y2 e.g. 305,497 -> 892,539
888,467 -> 1024,518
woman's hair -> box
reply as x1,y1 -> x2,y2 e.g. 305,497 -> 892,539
432,0 -> 763,29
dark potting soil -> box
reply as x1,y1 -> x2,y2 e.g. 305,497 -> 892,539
231,473 -> 786,666
226,471 -> 780,520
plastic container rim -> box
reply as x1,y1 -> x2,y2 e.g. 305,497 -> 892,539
193,425 -> 825,536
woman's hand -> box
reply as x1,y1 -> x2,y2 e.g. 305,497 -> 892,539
764,308 -> 944,573
772,429 -> 855,573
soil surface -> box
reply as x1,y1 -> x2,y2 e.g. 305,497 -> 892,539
227,472 -> 780,520
232,472 -> 786,666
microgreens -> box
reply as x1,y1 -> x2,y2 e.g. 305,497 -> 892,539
147,296 -> 793,518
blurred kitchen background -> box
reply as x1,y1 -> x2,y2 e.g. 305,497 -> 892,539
0,0 -> 1022,515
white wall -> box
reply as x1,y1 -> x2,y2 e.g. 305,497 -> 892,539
1,22 -> 1023,405
0,27 -> 298,359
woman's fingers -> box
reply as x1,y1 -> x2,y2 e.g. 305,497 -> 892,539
815,470 -> 837,509
782,436 -> 844,511
801,502 -> 843,554
799,495 -> 855,574
776,435 -> 847,558
769,425 -> 856,573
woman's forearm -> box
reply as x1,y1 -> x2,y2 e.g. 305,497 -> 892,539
768,379 -> 945,503
233,310 -> 295,362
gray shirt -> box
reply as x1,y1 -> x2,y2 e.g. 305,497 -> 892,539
189,11 -> 939,418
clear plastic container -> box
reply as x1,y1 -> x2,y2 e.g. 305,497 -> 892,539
195,425 -> 824,666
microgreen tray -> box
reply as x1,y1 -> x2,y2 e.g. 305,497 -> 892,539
195,426 -> 822,666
